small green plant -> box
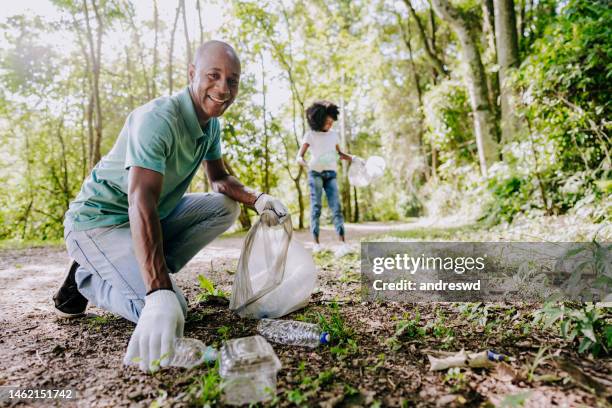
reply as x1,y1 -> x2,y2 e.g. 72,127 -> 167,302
186,361 -> 222,406
282,362 -> 335,405
443,367 -> 467,393
426,311 -> 455,347
216,325 -> 231,340
386,312 -> 425,351
195,275 -> 228,303
524,346 -> 550,382
534,302 -> 611,356
316,302 -> 355,346
561,241 -> 611,302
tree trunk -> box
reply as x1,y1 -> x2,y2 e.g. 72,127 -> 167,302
494,0 -> 521,143
125,48 -> 134,110
402,0 -> 448,78
482,0 -> 501,138
222,157 -> 252,229
260,52 -> 270,193
339,81 -> 351,222
352,186 -> 359,223
431,0 -> 499,176
168,1 -> 181,95
398,12 -> 424,147
152,0 -> 159,97
196,0 -> 204,44
83,0 -> 103,168
293,168 -> 305,230
181,0 -> 192,82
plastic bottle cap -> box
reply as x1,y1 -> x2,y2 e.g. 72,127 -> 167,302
320,332 -> 330,345
487,350 -> 506,362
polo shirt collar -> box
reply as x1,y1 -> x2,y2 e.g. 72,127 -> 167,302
178,87 -> 208,140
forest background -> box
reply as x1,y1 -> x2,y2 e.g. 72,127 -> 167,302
0,0 -> 609,242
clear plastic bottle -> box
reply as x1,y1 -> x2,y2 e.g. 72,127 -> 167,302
169,337 -> 218,369
256,319 -> 330,348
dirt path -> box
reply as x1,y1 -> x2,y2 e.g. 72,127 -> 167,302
0,221 -> 415,319
0,220 -> 608,407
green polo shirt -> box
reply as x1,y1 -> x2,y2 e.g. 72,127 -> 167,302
64,87 -> 222,231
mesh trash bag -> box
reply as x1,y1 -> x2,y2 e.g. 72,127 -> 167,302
230,210 -> 317,319
366,156 -> 386,180
348,156 -> 386,187
348,159 -> 370,187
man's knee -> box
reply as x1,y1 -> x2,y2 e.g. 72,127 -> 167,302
211,193 -> 240,225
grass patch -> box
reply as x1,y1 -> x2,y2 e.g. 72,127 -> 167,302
369,223 -> 481,241
86,314 -> 118,328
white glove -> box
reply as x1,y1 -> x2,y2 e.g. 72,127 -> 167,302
351,155 -> 365,166
254,194 -> 288,219
123,289 -> 184,372
296,155 -> 308,168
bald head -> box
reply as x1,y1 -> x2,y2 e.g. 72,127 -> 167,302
188,41 -> 241,124
193,40 -> 241,71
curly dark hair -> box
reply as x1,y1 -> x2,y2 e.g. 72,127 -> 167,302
306,101 -> 339,131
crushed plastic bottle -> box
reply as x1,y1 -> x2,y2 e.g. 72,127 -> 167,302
219,335 -> 281,406
256,318 -> 330,348
169,337 -> 218,369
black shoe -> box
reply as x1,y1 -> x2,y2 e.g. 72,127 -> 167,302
53,260 -> 88,318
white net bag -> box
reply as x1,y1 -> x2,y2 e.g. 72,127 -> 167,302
348,156 -> 386,187
230,210 -> 317,319
348,159 -> 370,187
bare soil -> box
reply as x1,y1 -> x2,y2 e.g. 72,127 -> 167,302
0,221 -> 610,407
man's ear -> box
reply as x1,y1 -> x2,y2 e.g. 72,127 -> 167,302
188,63 -> 196,84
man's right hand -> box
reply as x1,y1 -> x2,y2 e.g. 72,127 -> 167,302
123,289 -> 184,372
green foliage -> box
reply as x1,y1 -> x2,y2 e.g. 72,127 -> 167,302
316,301 -> 357,358
561,241 -> 612,302
280,362 -> 336,406
186,362 -> 223,407
423,80 -> 476,171
195,275 -> 228,303
386,311 -> 425,351
490,0 -> 612,223
534,303 -> 611,356
480,166 -> 531,224
443,367 -> 467,393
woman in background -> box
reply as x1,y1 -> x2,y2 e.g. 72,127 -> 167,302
296,100 -> 363,257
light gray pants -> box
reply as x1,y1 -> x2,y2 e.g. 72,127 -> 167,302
64,193 -> 240,323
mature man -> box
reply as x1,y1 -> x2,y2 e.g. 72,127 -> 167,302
53,41 -> 287,371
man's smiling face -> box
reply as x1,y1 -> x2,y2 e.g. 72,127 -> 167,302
188,42 -> 241,124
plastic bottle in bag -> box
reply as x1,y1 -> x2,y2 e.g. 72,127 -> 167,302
219,335 -> 281,406
256,318 -> 330,348
230,211 -> 317,319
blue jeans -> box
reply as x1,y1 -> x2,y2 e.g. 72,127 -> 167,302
308,170 -> 345,239
64,193 -> 240,323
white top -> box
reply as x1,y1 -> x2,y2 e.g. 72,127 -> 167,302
303,130 -> 339,172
